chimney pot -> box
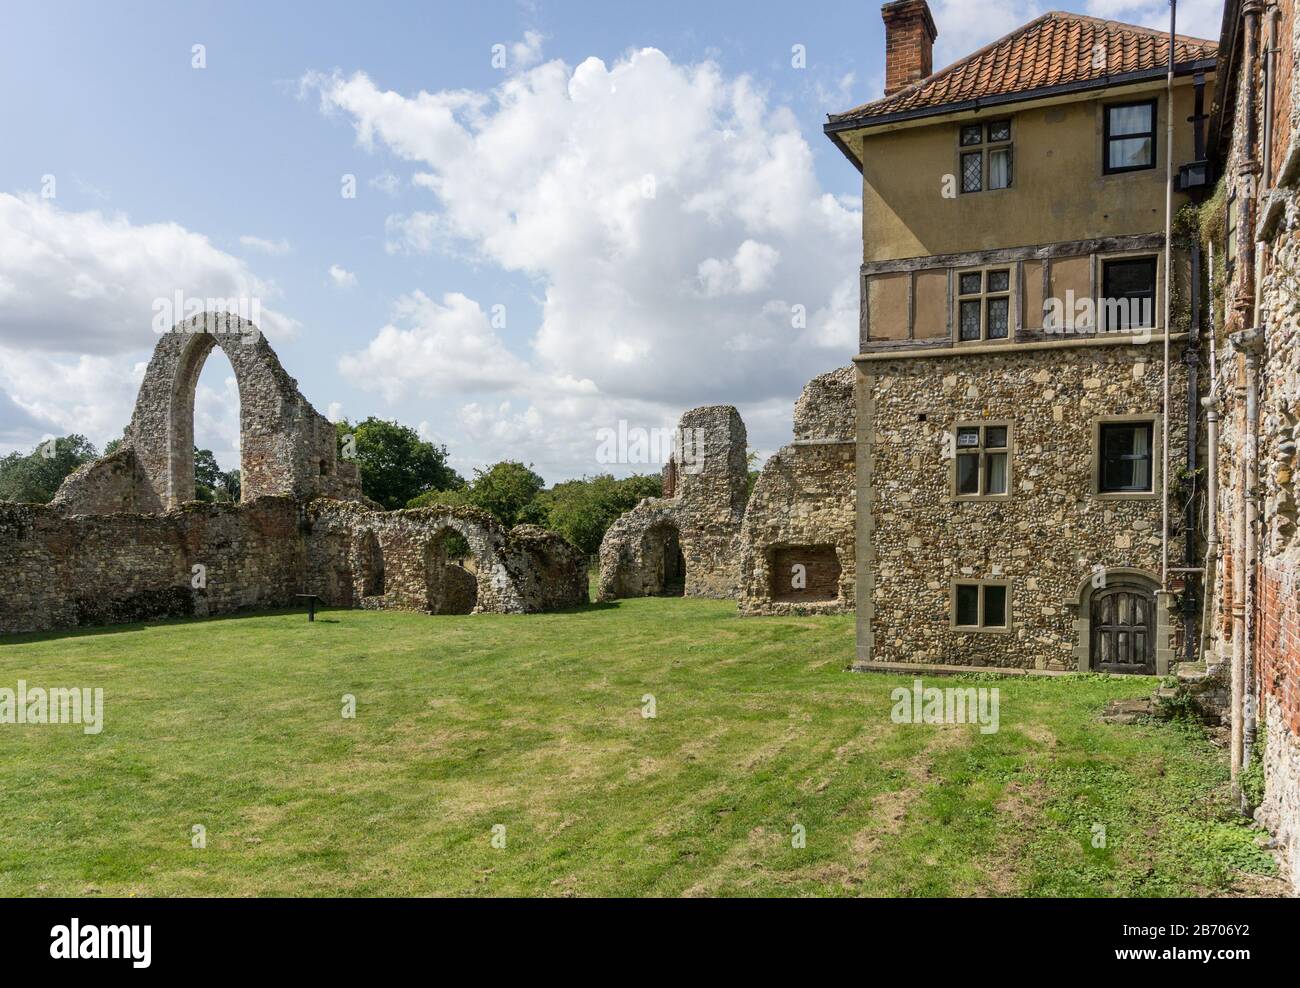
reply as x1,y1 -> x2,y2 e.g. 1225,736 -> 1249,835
882,0 -> 938,97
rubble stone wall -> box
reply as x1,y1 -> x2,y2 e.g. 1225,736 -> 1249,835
306,501 -> 587,615
0,497 -> 304,635
597,406 -> 748,601
857,342 -> 1188,671
740,368 -> 857,616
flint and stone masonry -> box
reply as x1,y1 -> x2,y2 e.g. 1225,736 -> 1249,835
598,405 -> 748,600
0,318 -> 586,635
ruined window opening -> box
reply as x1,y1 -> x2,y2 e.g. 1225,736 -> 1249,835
360,531 -> 385,597
319,459 -> 329,476
954,424 -> 1010,498
1104,99 -> 1156,174
955,269 -> 1012,342
953,582 -> 1010,630
1099,422 -> 1154,493
959,120 -> 1013,193
770,545 -> 842,603
424,528 -> 477,615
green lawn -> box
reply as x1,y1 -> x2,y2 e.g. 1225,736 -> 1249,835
0,596 -> 1275,897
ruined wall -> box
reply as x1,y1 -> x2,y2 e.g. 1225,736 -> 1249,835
740,368 -> 857,615
1206,0 -> 1300,891
306,501 -> 587,615
597,406 -> 748,601
0,497 -> 303,636
53,314 -> 363,514
858,342 -> 1188,671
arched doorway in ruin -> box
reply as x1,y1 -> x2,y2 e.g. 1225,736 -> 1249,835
357,530 -> 386,600
424,526 -> 478,615
645,521 -> 686,597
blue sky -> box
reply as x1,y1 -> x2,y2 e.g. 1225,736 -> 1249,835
0,0 -> 1223,481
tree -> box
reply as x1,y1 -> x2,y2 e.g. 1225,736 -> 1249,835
533,473 -> 662,555
464,461 -> 546,528
335,417 -> 462,510
193,448 -> 241,503
0,435 -> 98,504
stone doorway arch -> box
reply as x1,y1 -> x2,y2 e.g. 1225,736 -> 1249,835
424,526 -> 478,614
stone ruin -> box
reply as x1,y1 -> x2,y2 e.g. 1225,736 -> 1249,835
739,367 -> 856,615
597,406 -> 748,600
596,370 -> 857,615
0,315 -> 586,636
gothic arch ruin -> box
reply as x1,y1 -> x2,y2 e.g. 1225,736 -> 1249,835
53,313 -> 362,513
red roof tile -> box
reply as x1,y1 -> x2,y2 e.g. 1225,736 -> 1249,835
829,11 -> 1217,125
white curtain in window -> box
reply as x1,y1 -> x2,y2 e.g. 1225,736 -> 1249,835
989,148 -> 1012,189
1110,104 -> 1151,135
986,452 -> 1008,495
1131,426 -> 1150,489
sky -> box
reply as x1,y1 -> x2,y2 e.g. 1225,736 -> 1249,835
0,0 -> 1225,482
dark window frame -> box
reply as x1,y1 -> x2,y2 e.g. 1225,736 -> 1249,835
1103,99 -> 1157,175
1100,256 -> 1158,332
954,267 -> 1014,343
1098,421 -> 1156,494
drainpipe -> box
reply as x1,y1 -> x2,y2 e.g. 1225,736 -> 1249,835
1198,242 -> 1219,670
1231,421 -> 1247,787
1161,0 -> 1176,593
1233,327 -> 1264,778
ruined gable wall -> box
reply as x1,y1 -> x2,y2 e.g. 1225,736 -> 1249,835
740,368 -> 857,616
597,405 -> 748,601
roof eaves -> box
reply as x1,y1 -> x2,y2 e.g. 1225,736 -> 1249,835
824,57 -> 1218,135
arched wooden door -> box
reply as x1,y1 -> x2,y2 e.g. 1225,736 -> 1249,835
1090,584 -> 1156,675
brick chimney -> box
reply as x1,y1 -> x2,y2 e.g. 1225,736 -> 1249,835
882,0 -> 938,96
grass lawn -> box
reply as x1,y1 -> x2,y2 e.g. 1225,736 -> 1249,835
0,595 -> 1277,897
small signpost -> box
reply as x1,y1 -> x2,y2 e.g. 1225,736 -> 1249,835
295,593 -> 322,622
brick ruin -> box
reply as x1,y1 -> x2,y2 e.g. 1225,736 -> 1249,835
0,317 -> 586,635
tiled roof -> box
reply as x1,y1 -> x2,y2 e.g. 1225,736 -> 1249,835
829,11 -> 1217,126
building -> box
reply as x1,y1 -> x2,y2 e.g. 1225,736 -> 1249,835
1205,0 -> 1300,892
826,2 -> 1218,674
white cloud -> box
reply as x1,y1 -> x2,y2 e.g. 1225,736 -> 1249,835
328,263 -> 358,289
0,193 -> 297,355
338,290 -> 532,403
510,31 -> 545,70
368,171 -> 401,196
305,45 -> 860,456
697,240 -> 781,297
0,193 -> 297,452
239,234 -> 291,255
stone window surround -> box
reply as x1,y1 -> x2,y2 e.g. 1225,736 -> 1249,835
857,233 -> 1173,352
949,577 -> 1014,634
1090,412 -> 1163,501
949,419 -> 1014,501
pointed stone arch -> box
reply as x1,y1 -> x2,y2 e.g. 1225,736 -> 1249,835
53,313 -> 362,513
